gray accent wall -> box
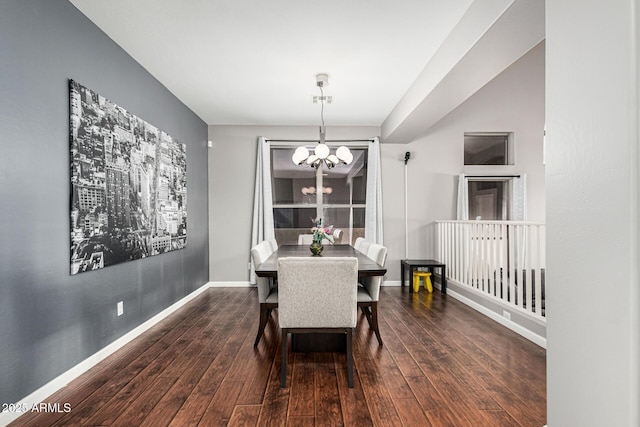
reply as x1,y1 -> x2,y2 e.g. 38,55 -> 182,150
0,0 -> 209,405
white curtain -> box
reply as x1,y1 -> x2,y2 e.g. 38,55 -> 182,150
512,173 -> 527,221
365,137 -> 383,244
456,173 -> 469,220
250,137 -> 274,284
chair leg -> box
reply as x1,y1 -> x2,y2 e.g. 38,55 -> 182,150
360,305 -> 372,327
371,301 -> 383,346
254,304 -> 268,347
281,329 -> 288,388
346,328 -> 354,388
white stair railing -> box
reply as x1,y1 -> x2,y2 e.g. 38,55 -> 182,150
437,220 -> 546,320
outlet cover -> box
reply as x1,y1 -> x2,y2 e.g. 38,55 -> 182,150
502,310 -> 511,320
117,301 -> 124,316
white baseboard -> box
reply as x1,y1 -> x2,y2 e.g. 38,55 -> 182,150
0,281 -> 212,427
381,280 -> 401,286
208,281 -> 251,288
446,288 -> 547,348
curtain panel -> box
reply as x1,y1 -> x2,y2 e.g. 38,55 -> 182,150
456,173 -> 469,220
250,137 -> 275,284
365,137 -> 383,244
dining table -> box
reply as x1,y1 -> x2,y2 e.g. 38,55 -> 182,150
254,244 -> 387,279
254,244 -> 387,352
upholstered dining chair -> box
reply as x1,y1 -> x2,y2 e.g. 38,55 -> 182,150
358,243 -> 388,346
332,228 -> 343,244
298,234 -> 331,245
251,241 -> 278,347
358,239 -> 371,255
267,238 -> 278,253
353,237 -> 365,251
297,234 -> 314,245
278,257 -> 358,388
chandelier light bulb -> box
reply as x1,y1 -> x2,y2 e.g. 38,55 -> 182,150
291,152 -> 302,165
306,154 -> 318,166
327,154 -> 339,165
292,146 -> 310,165
295,146 -> 309,158
344,151 -> 353,165
315,143 -> 330,159
336,146 -> 350,161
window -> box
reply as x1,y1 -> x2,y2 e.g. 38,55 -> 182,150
464,132 -> 513,165
270,146 -> 367,245
467,179 -> 511,220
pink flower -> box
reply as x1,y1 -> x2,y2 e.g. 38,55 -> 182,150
310,218 -> 335,244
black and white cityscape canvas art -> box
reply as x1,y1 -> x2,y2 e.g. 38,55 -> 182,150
69,80 -> 187,275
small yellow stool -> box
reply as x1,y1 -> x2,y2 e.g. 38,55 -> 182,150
413,271 -> 433,293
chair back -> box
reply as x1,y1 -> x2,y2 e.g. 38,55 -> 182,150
353,237 -> 365,251
362,244 -> 387,302
332,229 -> 343,244
251,242 -> 274,302
358,239 -> 371,255
297,234 -> 314,245
278,257 -> 358,329
298,234 -> 331,245
250,243 -> 270,266
367,243 -> 388,266
267,238 -> 278,253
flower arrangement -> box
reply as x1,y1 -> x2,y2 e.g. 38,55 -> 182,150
311,217 -> 334,244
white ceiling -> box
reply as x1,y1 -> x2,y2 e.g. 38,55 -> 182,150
69,0 -> 544,139
69,0 -> 477,126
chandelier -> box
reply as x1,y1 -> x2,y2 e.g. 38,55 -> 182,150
291,74 -> 353,168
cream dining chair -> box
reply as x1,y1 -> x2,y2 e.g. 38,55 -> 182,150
267,238 -> 278,253
277,257 -> 358,388
251,241 -> 278,347
332,228 -> 343,244
297,234 -> 314,245
358,243 -> 388,346
358,239 -> 371,255
298,234 -> 331,245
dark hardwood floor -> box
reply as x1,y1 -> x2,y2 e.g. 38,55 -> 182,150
11,287 -> 546,426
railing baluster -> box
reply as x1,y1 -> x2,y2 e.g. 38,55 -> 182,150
487,224 -> 496,296
500,223 -> 506,300
434,220 -> 545,321
473,222 -> 479,289
480,224 -> 484,292
508,224 -> 516,306
490,223 -> 496,296
462,222 -> 468,285
526,226 -> 533,313
456,222 -> 461,283
534,225 -> 542,316
516,225 -> 524,311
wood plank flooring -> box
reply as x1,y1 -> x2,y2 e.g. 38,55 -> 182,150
10,287 -> 546,426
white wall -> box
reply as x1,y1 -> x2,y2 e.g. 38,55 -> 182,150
380,42 -> 546,281
207,125 -> 378,282
546,1 -> 639,425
